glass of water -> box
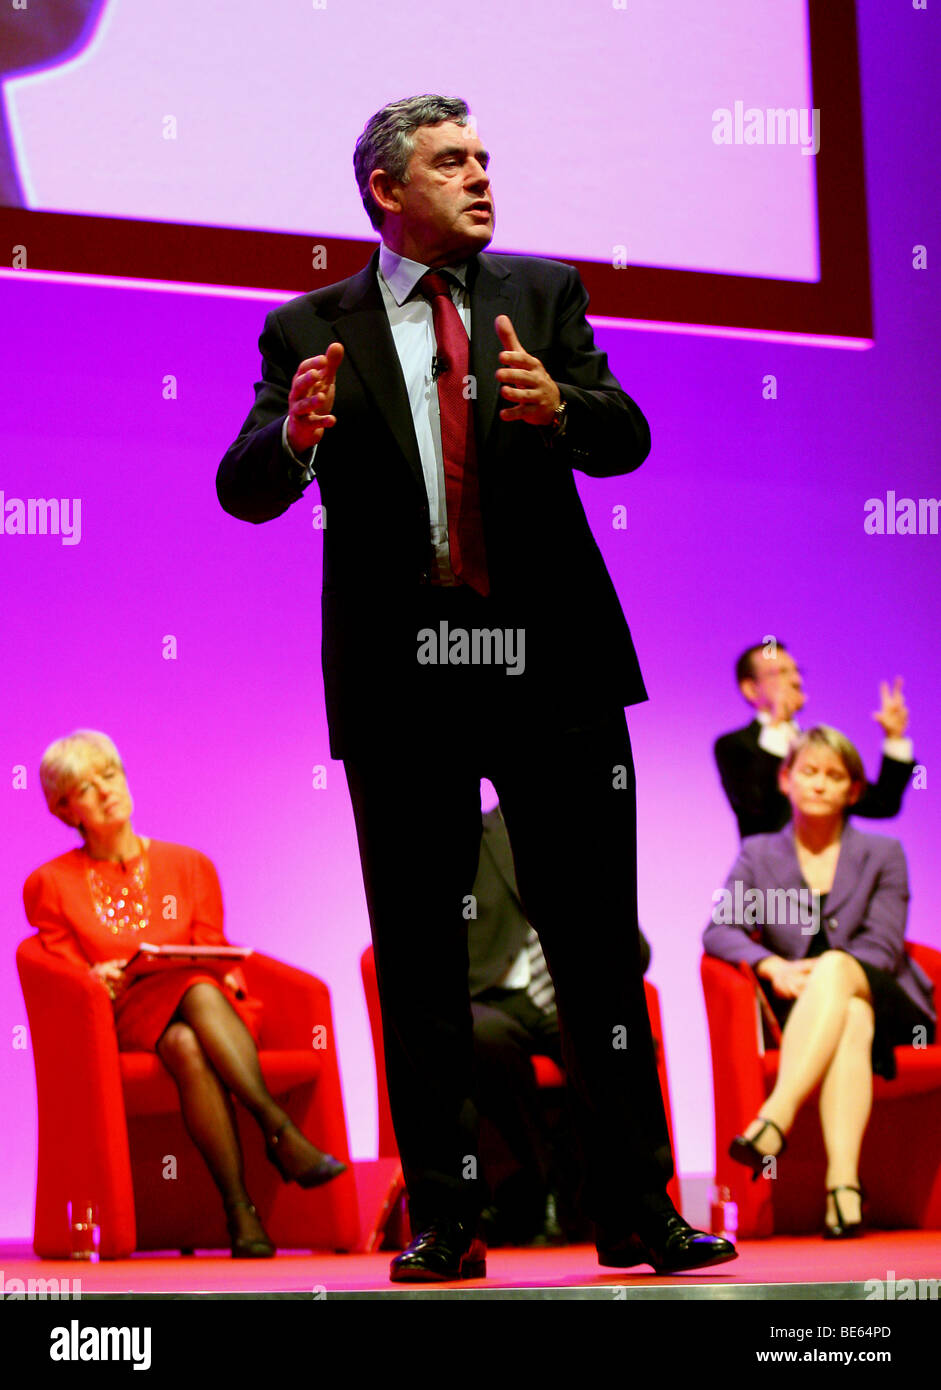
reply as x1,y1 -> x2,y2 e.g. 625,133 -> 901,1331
67,1198 -> 100,1261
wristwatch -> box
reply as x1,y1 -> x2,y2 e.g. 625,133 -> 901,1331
549,399 -> 568,437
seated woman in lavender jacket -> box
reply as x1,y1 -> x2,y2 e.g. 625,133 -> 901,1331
703,726 -> 935,1238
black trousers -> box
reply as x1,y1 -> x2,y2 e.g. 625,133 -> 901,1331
343,595 -> 673,1235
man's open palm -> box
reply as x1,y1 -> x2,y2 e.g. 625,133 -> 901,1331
287,342 -> 345,452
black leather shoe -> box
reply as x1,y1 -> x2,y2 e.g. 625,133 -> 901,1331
389,1221 -> 487,1282
530,1191 -> 567,1247
597,1212 -> 738,1274
479,1189 -> 567,1248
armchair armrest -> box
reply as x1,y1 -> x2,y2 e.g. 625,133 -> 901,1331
241,950 -> 336,1050
700,954 -> 769,1142
16,936 -> 136,1255
17,937 -> 129,1135
907,942 -> 941,992
736,962 -> 783,1048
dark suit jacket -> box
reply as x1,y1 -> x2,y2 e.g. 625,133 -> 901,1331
217,249 -> 650,757
702,821 -> 935,1023
468,807 -> 650,996
714,720 -> 914,840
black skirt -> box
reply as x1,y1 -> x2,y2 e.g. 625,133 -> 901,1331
762,960 -> 935,1081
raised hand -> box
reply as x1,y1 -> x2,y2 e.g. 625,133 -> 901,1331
873,677 -> 908,740
494,315 -> 561,427
287,342 -> 345,453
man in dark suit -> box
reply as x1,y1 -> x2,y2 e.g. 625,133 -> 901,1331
715,642 -> 914,840
218,95 -> 735,1280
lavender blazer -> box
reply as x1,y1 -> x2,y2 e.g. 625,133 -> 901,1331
702,822 -> 936,1024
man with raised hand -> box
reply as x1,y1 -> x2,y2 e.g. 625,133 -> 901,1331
715,642 -> 914,841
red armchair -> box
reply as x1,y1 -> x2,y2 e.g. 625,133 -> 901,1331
17,936 -> 359,1257
701,944 -> 941,1236
360,944 -> 682,1216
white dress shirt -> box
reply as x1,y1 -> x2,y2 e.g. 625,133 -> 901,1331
283,242 -> 472,584
755,709 -> 912,763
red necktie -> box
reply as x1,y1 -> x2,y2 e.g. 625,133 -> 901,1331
419,272 -> 490,596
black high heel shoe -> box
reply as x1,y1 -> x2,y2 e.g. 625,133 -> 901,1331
265,1119 -> 347,1189
225,1200 -> 276,1259
728,1116 -> 788,1182
823,1185 -> 865,1239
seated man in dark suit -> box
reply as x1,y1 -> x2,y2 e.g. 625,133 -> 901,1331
469,802 -> 651,1244
714,641 -> 914,840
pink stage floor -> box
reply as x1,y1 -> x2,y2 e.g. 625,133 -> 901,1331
1,1231 -> 939,1297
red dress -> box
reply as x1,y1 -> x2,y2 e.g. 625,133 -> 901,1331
23,839 -> 263,1051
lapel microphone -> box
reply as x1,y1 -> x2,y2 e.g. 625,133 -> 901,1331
431,354 -> 449,382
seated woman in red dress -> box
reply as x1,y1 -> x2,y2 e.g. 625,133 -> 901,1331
24,729 -> 346,1257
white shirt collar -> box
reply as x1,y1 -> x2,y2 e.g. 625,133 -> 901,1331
378,242 -> 470,306
756,709 -> 801,730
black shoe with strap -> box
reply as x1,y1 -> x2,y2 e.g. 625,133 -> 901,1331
225,1200 -> 276,1259
389,1220 -> 487,1282
265,1118 -> 347,1189
728,1116 -> 788,1182
823,1185 -> 865,1239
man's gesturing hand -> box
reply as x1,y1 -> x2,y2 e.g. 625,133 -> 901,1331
495,315 -> 561,427
287,342 -> 345,454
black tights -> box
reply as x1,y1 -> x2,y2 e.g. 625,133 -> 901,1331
156,983 -> 289,1211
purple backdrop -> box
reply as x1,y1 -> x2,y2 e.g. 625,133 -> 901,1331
1,0 -> 938,1239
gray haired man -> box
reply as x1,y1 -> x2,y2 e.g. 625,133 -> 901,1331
218,95 -> 736,1282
